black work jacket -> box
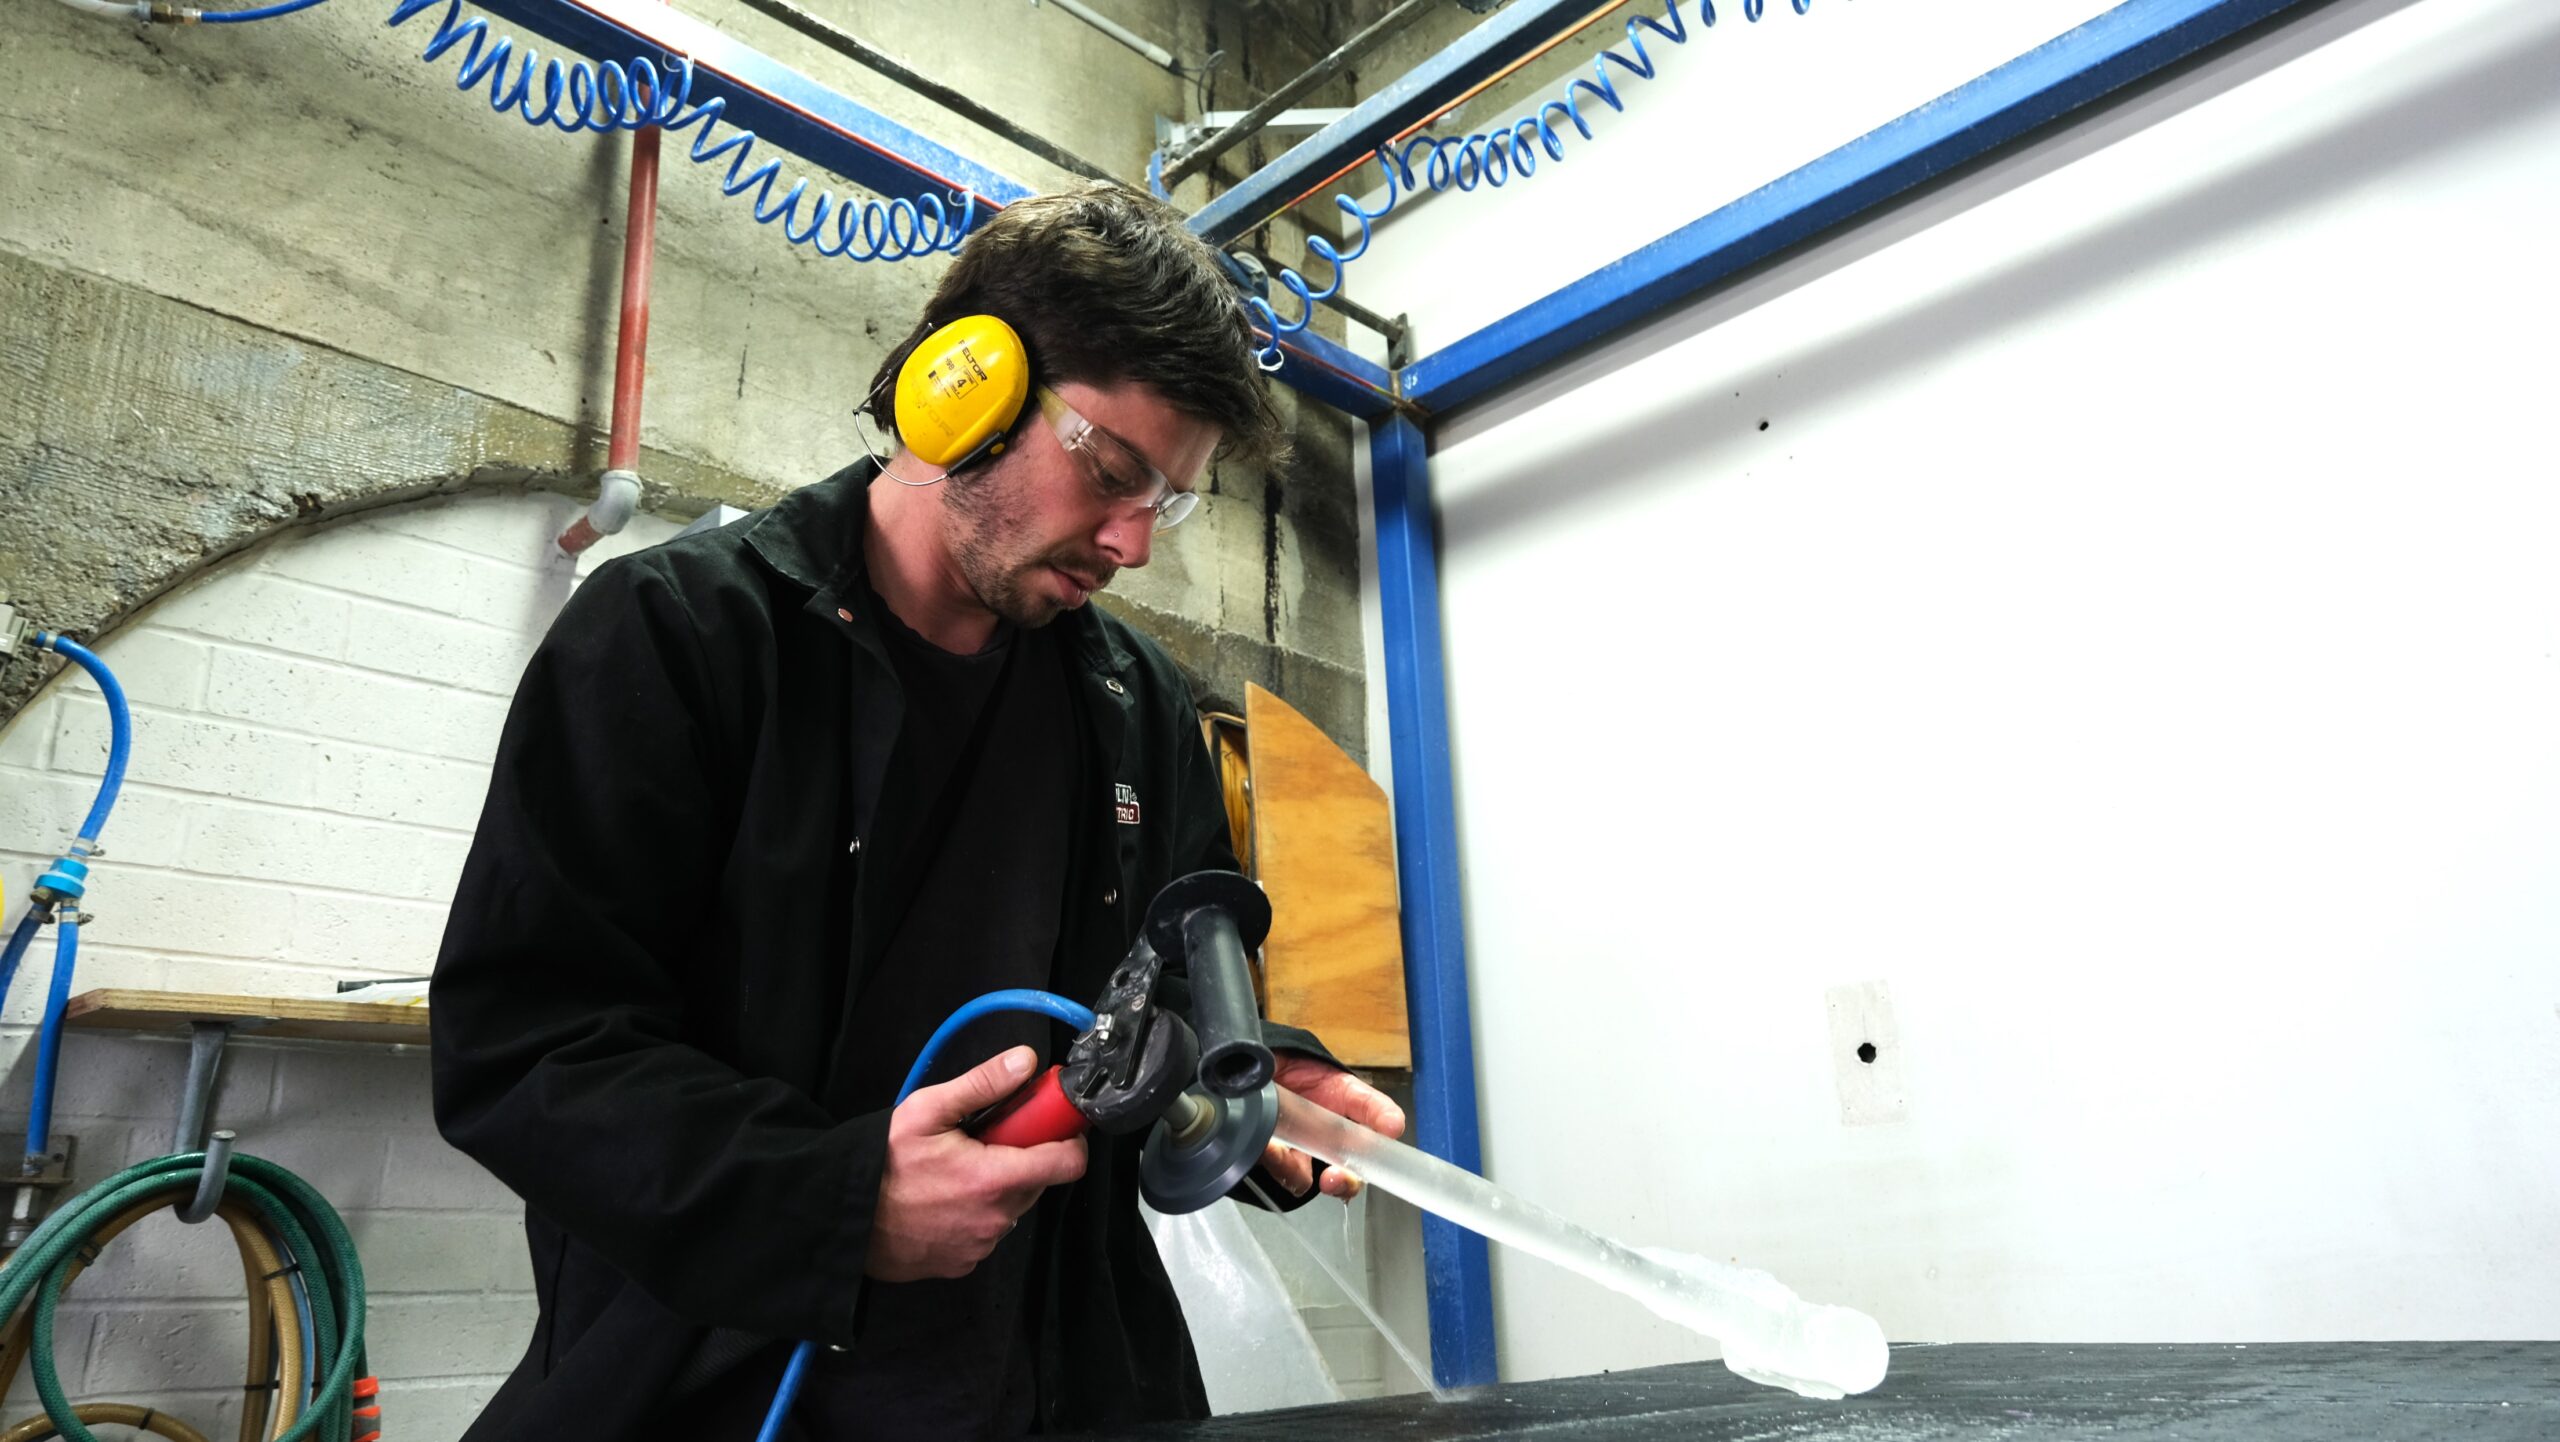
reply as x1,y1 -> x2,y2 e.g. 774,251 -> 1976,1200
431,464 -> 1326,1440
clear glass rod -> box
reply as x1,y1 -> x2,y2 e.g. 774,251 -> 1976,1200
1272,1089 -> 1889,1398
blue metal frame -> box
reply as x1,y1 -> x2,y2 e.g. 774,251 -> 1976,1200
1405,0 -> 2325,414
1187,0 -> 1636,248
468,0 -> 1036,209
1261,325 -> 1404,420
1368,415 -> 1498,1389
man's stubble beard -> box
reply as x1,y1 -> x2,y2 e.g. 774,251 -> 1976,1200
942,457 -> 1113,629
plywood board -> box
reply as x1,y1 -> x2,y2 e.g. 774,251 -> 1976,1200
1246,684 -> 1410,1069
65,989 -> 431,1047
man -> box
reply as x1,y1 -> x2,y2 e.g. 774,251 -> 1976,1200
431,183 -> 1403,1440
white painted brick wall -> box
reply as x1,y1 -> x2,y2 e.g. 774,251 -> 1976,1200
0,492 -> 676,1441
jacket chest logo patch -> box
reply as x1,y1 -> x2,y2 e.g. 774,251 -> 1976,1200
1114,783 -> 1143,826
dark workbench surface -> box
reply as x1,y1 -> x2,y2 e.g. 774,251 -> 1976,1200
1079,1341 -> 2558,1439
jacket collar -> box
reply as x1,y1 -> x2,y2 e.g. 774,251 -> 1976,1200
743,460 -> 1135,678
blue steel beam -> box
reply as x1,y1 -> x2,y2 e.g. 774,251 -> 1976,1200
1188,0 -> 1637,248
1369,415 -> 1499,1388
464,0 -> 1035,209
1263,325 -> 1403,421
1404,0 -> 2327,414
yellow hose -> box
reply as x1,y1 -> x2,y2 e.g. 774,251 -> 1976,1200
0,1196 -> 307,1442
0,1402 -> 214,1442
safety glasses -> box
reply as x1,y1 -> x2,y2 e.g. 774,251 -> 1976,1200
1035,387 -> 1201,533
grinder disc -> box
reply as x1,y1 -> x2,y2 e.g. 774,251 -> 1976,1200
1138,1081 -> 1280,1215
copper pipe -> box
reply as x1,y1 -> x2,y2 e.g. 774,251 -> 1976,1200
608,122 -> 661,476
560,106 -> 662,556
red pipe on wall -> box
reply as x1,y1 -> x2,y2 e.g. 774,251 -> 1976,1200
557,114 -> 663,556
606,123 -> 660,476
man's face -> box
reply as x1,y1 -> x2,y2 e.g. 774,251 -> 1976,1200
940,377 -> 1220,628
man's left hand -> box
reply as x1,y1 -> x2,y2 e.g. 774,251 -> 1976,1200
1261,1053 -> 1406,1201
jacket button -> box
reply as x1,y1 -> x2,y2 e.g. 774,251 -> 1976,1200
1102,888 -> 1119,906
1104,678 -> 1125,695
848,837 -> 863,854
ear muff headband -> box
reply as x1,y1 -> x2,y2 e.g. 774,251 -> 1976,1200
893,314 -> 1031,471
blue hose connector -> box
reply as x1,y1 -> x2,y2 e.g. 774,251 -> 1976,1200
31,858 -> 89,905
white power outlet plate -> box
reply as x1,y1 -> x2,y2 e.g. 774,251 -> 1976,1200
1825,981 -> 1911,1126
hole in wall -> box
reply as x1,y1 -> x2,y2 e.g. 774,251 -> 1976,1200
1856,1042 -> 1877,1064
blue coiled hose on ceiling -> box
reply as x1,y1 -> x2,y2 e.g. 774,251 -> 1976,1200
167,0 -> 979,262
1236,0 -> 1831,370
384,0 -> 980,261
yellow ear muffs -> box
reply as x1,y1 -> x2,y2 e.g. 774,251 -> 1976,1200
892,314 -> 1032,471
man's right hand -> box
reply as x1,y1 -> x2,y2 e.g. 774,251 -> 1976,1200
865,1045 -> 1088,1282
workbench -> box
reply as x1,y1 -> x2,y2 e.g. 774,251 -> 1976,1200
1080,1341 -> 2557,1439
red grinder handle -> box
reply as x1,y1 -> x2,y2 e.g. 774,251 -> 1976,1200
970,1065 -> 1091,1148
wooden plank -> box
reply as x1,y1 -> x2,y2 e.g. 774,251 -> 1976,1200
1246,683 -> 1411,1069
64,989 -> 431,1047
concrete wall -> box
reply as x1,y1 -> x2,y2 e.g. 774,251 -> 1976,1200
0,0 -> 1369,741
1346,0 -> 2560,1386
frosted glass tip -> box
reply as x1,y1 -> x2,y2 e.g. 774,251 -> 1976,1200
1271,1089 -> 1890,1399
1633,1248 -> 1890,1398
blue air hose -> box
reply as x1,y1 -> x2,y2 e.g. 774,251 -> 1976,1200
894,989 -> 1099,1103
9,634 -> 135,1161
24,921 -> 82,1159
757,989 -> 1098,1442
1233,0 -> 1828,370
94,0 -> 978,261
0,911 -> 41,1015
198,0 -> 332,21
379,0 -> 977,262
384,0 -> 972,262
37,634 -> 131,848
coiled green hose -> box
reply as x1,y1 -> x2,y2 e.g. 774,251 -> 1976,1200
0,1153 -> 368,1442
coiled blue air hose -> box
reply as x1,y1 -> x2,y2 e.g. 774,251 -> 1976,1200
163,0 -> 980,263
757,989 -> 1098,1442
1232,0 -> 1829,370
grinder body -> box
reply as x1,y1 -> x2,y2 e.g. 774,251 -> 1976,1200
964,872 -> 1283,1214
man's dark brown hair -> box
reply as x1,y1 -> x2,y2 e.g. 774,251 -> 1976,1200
865,182 -> 1289,469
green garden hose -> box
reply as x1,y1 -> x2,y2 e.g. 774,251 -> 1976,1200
0,1152 -> 371,1442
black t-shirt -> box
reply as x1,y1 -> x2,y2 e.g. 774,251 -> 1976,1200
797,586 -> 1080,1439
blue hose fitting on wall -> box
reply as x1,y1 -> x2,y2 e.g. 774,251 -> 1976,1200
1241,0 -> 1827,369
